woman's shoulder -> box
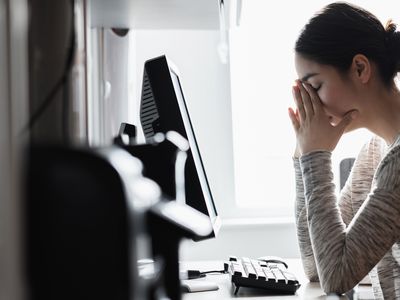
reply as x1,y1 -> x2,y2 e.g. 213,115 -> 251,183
365,135 -> 386,154
356,134 -> 386,163
379,143 -> 400,167
374,141 -> 400,189
376,133 -> 400,167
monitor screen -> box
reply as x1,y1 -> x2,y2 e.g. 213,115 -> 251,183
139,55 -> 220,239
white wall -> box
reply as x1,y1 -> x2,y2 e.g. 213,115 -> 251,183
88,28 -> 136,146
180,222 -> 300,261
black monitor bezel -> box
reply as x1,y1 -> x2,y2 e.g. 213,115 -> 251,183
140,55 -> 221,239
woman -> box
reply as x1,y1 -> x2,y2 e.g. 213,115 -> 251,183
288,2 -> 400,298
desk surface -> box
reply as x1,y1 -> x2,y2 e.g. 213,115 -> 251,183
181,259 -> 373,300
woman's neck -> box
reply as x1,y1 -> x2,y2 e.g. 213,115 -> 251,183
365,84 -> 400,145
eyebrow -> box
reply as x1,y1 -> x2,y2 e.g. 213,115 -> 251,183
301,73 -> 319,82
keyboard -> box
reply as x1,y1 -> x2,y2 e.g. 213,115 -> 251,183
225,256 -> 300,295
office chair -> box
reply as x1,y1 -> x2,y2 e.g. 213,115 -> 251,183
339,157 -> 356,190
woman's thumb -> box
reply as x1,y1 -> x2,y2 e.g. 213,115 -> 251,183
337,110 -> 358,132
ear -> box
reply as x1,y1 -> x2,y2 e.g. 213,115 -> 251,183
351,54 -> 371,84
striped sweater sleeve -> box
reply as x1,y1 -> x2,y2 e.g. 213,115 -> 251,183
299,146 -> 400,294
294,155 -> 356,282
293,158 -> 319,281
293,140 -> 374,281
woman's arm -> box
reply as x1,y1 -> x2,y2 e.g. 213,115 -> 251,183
294,136 -> 385,283
300,147 -> 400,294
294,158 -> 319,281
294,157 -> 355,282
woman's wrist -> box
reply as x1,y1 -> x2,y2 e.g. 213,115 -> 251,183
293,145 -> 301,159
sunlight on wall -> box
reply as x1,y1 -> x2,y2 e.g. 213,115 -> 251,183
230,1 -> 399,213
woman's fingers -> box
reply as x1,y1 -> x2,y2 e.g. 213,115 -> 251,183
288,107 -> 300,131
297,80 -> 314,118
303,82 -> 323,113
292,85 -> 306,122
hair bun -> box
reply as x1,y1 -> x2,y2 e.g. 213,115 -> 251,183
385,19 -> 397,34
384,20 -> 400,71
384,20 -> 399,46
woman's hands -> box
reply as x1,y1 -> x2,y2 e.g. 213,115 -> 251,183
288,80 -> 358,157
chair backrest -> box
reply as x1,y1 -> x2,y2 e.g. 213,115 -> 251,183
339,157 -> 356,190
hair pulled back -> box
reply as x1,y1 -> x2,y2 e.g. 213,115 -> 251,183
295,2 -> 400,87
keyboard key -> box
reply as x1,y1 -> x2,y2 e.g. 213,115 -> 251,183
241,257 -> 251,263
282,270 -> 298,285
271,269 -> 286,283
259,261 -> 268,267
230,261 -> 246,277
251,260 -> 266,280
241,257 -> 257,279
261,266 -> 276,281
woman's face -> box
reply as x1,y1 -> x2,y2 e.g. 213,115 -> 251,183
294,53 -> 360,128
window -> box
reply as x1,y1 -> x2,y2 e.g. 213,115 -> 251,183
228,0 -> 398,219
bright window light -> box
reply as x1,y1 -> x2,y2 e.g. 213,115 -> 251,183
229,0 -> 398,217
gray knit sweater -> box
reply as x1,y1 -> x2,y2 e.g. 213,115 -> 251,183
294,135 -> 400,299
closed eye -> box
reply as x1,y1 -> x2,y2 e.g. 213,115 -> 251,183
312,84 -> 321,92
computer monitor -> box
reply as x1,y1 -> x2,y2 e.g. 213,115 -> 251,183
139,55 -> 221,239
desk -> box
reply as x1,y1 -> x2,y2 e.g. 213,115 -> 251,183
181,259 -> 374,300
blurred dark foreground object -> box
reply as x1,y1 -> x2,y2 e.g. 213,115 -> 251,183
26,145 -> 148,300
25,145 -> 212,300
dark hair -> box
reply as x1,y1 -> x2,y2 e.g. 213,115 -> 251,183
295,2 -> 400,88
